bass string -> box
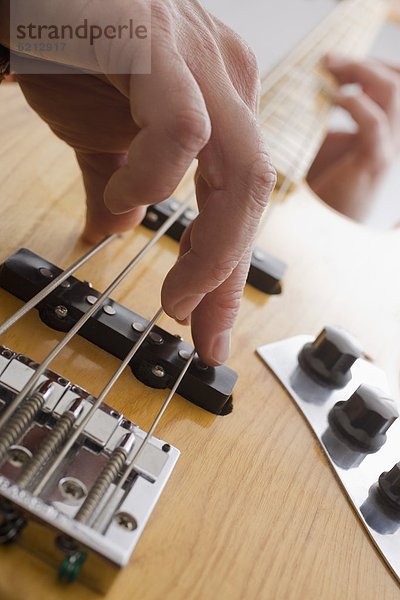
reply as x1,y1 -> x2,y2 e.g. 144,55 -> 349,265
0,233 -> 118,337
91,349 -> 196,532
33,306 -> 164,496
0,194 -> 194,431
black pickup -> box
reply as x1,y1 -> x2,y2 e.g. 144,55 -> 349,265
0,249 -> 238,415
142,198 -> 287,295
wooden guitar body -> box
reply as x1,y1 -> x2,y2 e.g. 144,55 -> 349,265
1,79 -> 400,599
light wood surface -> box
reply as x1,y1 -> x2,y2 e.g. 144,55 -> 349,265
1,78 -> 400,600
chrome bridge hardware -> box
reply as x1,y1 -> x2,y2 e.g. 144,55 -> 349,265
257,328 -> 400,585
142,198 -> 287,295
0,248 -> 238,415
0,346 -> 179,592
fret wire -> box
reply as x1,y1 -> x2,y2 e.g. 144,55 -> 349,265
262,70 -> 333,174
91,349 -> 196,532
33,306 -> 164,496
256,100 -> 333,238
0,195 -> 194,431
259,13 -> 357,124
0,234 -> 118,337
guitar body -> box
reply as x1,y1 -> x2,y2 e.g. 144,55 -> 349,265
1,74 -> 400,599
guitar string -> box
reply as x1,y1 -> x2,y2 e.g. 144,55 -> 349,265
91,349 -> 196,532
33,306 -> 164,495
0,234 -> 118,337
0,194 -> 194,431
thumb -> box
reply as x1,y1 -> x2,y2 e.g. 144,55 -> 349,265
76,151 -> 146,244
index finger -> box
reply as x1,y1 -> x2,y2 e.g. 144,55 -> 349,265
161,93 -> 276,323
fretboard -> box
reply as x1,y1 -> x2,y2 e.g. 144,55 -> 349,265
260,0 -> 389,191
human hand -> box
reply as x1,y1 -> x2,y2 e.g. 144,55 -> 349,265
7,0 -> 276,365
307,55 -> 400,220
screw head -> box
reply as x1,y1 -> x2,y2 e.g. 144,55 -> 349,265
59,478 -> 87,503
114,512 -> 137,531
184,208 -> 197,220
151,365 -> 165,378
39,267 -> 54,279
169,200 -> 180,212
253,249 -> 264,261
102,305 -> 116,316
86,295 -> 98,305
54,305 -> 68,319
149,332 -> 164,345
145,211 -> 159,223
196,359 -> 208,371
8,445 -> 32,468
132,322 -> 146,333
179,350 -> 191,360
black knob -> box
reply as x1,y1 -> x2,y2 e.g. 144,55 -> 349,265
298,326 -> 363,388
378,463 -> 400,510
329,384 -> 398,451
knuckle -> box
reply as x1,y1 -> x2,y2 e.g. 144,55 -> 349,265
247,151 -> 277,210
243,46 -> 259,84
229,33 -> 260,86
152,1 -> 174,35
214,289 -> 242,323
207,258 -> 239,288
198,32 -> 223,63
366,111 -> 385,136
167,109 -> 211,155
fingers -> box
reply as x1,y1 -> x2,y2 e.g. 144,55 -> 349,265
104,17 -> 211,214
162,122 -> 275,365
324,55 -> 400,119
190,249 -> 252,365
332,91 -> 393,170
76,151 -> 146,243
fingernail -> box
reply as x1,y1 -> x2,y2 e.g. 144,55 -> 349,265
211,330 -> 231,365
171,294 -> 203,321
176,315 -> 191,326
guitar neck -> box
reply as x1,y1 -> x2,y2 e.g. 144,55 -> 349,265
260,0 -> 389,190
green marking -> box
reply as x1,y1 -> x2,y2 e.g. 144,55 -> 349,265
58,551 -> 87,583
